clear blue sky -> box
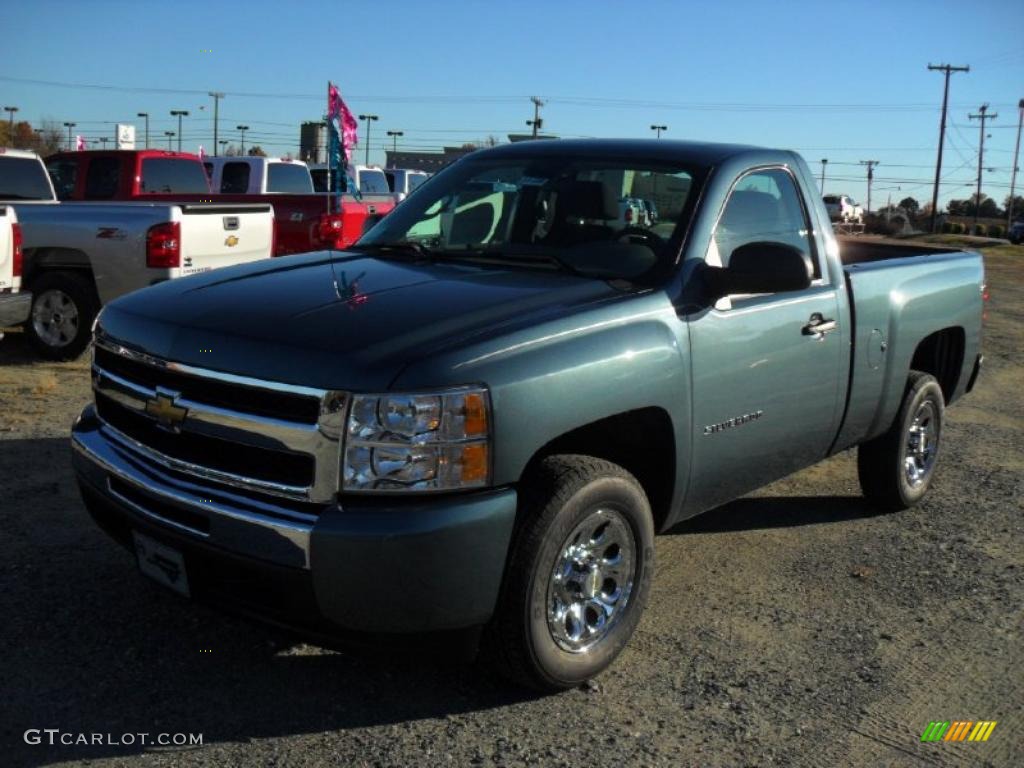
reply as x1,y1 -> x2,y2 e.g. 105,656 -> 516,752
3,0 -> 1022,208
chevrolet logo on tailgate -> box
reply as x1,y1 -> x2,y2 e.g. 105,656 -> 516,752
145,391 -> 188,430
224,235 -> 239,247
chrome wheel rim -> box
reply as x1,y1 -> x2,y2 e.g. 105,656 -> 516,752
546,507 -> 636,654
32,289 -> 79,348
904,401 -> 938,488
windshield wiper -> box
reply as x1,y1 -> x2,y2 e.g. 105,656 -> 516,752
448,247 -> 589,277
349,240 -> 434,260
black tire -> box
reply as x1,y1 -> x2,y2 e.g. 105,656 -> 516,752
858,371 -> 945,511
486,455 -> 655,691
26,271 -> 99,360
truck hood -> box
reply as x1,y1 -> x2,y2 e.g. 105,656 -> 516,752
99,250 -> 620,390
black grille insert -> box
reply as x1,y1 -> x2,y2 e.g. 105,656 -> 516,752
96,392 -> 315,488
94,346 -> 322,424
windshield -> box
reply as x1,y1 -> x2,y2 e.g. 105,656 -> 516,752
1,157 -> 55,200
358,156 -> 697,280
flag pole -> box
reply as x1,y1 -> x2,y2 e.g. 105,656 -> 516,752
326,80 -> 331,218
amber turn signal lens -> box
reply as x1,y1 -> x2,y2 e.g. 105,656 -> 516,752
459,443 -> 489,484
463,392 -> 488,437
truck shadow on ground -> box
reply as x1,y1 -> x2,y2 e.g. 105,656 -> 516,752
0,437 -> 535,767
665,494 -> 888,535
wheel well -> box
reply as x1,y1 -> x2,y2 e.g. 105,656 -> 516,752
521,407 -> 676,532
24,250 -> 99,304
910,327 -> 965,402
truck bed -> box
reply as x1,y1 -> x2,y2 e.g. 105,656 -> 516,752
838,236 -> 959,265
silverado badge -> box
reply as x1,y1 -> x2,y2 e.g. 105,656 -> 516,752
224,235 -> 239,247
145,391 -> 188,430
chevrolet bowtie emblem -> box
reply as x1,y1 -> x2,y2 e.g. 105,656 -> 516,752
225,235 -> 239,247
145,391 -> 188,430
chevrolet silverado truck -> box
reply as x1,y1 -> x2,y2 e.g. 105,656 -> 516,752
0,203 -> 30,338
47,150 -> 395,256
72,139 -> 985,691
1,149 -> 274,358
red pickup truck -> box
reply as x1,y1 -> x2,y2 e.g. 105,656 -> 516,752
45,150 -> 393,255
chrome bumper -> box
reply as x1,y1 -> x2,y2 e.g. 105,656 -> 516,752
72,406 -> 315,569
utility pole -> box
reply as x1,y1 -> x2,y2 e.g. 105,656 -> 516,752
820,158 -> 828,194
137,112 -> 150,149
969,104 -> 997,230
165,131 -> 175,150
650,124 -> 667,139
3,106 -> 18,140
527,96 -> 544,138
927,63 -> 969,232
236,125 -> 249,154
63,122 -> 76,151
1008,98 -> 1023,229
860,160 -> 879,214
209,92 -> 224,156
170,110 -> 189,152
387,129 -> 403,154
358,114 -> 379,165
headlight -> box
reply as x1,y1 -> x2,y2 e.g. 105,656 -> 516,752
343,386 -> 490,492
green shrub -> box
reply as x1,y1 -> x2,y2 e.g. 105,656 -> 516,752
987,224 -> 1004,238
951,222 -> 965,234
973,224 -> 987,236
941,221 -> 953,234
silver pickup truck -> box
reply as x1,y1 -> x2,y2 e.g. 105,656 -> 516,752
0,203 -> 30,338
0,148 -> 275,358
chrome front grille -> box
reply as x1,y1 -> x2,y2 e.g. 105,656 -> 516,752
91,336 -> 346,505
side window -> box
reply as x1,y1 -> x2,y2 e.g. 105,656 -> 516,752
46,160 -> 78,200
711,168 -> 821,281
84,157 -> 121,199
220,162 -> 251,193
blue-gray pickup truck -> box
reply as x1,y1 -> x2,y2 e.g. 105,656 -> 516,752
72,139 -> 985,690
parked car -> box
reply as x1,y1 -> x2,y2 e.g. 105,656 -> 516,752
823,194 -> 864,223
204,156 -> 314,195
310,163 -> 393,196
73,139 -> 984,691
1009,218 -> 1024,245
2,149 -> 274,358
617,196 -> 649,228
641,198 -> 658,225
46,150 -> 394,256
0,201 -> 29,338
384,168 -> 431,202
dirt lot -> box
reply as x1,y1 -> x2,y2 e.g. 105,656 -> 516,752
1,241 -> 1021,768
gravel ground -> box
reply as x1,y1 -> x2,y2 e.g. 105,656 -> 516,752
1,243 -> 1021,768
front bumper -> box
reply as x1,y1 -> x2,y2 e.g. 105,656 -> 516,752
0,291 -> 31,328
72,405 -> 518,634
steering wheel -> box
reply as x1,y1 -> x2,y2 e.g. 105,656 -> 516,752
614,227 -> 665,249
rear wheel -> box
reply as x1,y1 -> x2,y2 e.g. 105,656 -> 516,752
486,455 -> 655,691
27,271 -> 98,360
858,371 -> 944,511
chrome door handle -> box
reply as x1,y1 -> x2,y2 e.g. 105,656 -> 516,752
803,313 -> 837,338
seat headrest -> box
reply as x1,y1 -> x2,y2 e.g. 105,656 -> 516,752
558,180 -> 619,221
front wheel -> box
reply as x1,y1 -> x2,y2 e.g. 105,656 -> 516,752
486,455 -> 655,691
858,371 -> 944,511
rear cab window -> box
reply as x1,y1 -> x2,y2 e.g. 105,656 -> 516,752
140,158 -> 210,193
266,163 -> 313,193
84,156 -> 121,199
45,159 -> 78,200
358,169 -> 390,195
220,162 -> 251,193
0,157 -> 55,200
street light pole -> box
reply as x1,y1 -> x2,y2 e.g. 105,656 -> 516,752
136,112 -> 150,149
387,130 -> 404,155
170,110 -> 189,153
165,131 -> 175,150
3,106 -> 18,140
358,114 -> 379,165
63,122 -> 76,151
650,124 -> 667,139
236,125 -> 249,154
218,139 -> 228,156
1007,98 -> 1023,229
820,158 -> 828,194
209,92 -> 224,156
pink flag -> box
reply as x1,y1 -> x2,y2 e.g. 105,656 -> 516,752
328,82 -> 359,162
198,145 -> 206,161
76,135 -> 86,151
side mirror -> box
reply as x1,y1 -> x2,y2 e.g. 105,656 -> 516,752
706,241 -> 812,299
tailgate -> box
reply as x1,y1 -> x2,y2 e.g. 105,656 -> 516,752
0,206 -> 14,291
177,203 -> 274,275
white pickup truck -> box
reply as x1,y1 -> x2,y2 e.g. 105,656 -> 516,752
0,203 -> 30,339
203,156 -> 314,194
0,148 -> 275,358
